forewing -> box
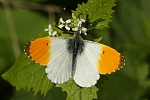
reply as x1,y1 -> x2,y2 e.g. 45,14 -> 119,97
24,36 -> 52,65
25,37 -> 72,84
73,40 -> 125,87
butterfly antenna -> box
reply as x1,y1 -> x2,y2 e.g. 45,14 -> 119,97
63,7 -> 72,18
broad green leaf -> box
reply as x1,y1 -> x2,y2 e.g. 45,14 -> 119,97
11,88 -> 66,100
72,0 -> 116,29
57,78 -> 99,100
2,53 -> 53,96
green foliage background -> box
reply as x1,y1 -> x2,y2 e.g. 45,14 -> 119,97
0,0 -> 150,100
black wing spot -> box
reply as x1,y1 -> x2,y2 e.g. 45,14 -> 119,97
103,51 -> 105,54
46,43 -> 48,46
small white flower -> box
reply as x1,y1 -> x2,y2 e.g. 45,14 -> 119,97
44,24 -> 52,31
51,31 -> 57,37
72,19 -> 87,35
58,18 -> 71,30
76,19 -> 86,27
80,19 -> 86,23
77,20 -> 82,27
77,18 -> 86,26
81,27 -> 87,35
72,27 -> 78,32
44,24 -> 57,36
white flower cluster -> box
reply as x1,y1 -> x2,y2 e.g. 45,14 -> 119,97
44,24 -> 57,37
72,19 -> 87,35
58,18 -> 71,31
44,17 -> 87,37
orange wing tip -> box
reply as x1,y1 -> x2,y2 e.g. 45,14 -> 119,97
99,54 -> 125,75
107,55 -> 125,74
24,37 -> 51,66
24,41 -> 31,57
24,41 -> 41,65
118,55 -> 125,69
98,45 -> 125,74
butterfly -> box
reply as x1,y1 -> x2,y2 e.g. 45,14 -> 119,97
24,18 -> 125,87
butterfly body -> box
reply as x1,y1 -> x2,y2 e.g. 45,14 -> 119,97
67,33 -> 85,75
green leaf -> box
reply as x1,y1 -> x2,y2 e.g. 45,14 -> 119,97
11,88 -> 66,100
72,0 -> 116,29
94,37 -> 102,43
2,53 -> 53,96
57,78 -> 99,100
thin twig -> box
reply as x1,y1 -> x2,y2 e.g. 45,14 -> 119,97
9,1 -> 64,22
9,1 -> 63,14
1,0 -> 21,58
10,1 -> 65,22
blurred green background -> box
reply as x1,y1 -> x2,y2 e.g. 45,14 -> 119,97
0,0 -> 150,100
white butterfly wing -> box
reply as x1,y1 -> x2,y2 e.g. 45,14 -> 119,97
45,38 -> 72,84
73,41 -> 101,87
